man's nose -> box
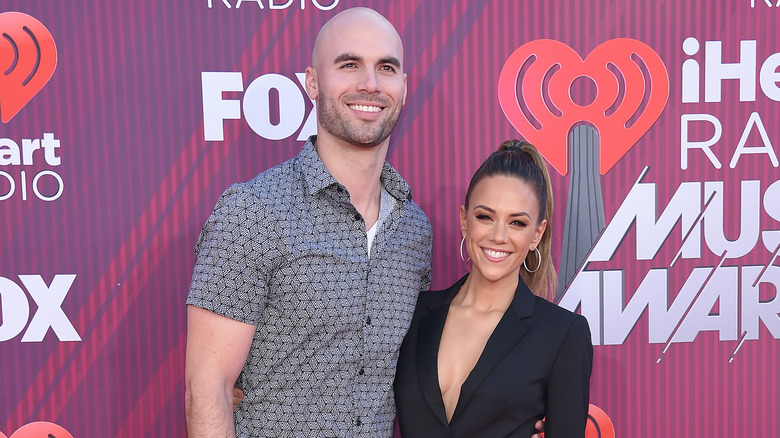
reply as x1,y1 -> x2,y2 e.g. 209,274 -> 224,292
357,69 -> 381,92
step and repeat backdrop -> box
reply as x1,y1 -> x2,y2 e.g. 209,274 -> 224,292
1,0 -> 778,436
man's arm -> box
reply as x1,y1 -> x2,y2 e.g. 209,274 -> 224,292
185,305 -> 256,438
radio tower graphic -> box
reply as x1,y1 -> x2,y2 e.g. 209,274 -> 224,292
498,38 -> 669,299
559,124 -> 605,297
0,12 -> 58,123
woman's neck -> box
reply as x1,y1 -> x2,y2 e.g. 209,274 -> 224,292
452,272 -> 519,313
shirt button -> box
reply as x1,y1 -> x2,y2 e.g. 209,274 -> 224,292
366,316 -> 372,325
359,367 -> 365,375
356,419 -> 362,426
354,214 -> 361,221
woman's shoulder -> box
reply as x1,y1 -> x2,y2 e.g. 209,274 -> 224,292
532,294 -> 588,327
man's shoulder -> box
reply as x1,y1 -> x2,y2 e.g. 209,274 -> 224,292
402,197 -> 432,227
219,155 -> 300,206
247,154 -> 299,189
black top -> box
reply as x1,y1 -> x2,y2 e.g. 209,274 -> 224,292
394,274 -> 593,437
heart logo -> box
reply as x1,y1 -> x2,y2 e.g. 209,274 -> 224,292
0,12 -> 58,123
539,403 -> 615,438
498,39 -> 668,175
0,421 -> 73,438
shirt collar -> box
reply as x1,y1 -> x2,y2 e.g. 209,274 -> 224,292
299,135 -> 413,202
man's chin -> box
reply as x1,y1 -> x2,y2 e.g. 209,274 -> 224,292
339,129 -> 393,149
352,139 -> 386,148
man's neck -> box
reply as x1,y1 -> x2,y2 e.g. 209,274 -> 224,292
314,135 -> 389,228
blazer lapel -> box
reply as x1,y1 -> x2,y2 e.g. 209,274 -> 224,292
451,278 -> 537,421
415,276 -> 465,429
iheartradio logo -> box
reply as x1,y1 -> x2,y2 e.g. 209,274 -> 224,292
0,12 -> 57,123
498,39 -> 669,175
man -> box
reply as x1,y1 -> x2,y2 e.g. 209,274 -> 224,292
185,7 -> 432,437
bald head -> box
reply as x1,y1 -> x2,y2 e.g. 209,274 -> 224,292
304,7 -> 407,150
311,7 -> 404,70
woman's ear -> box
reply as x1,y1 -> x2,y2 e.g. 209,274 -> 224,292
460,205 -> 468,237
531,219 -> 547,249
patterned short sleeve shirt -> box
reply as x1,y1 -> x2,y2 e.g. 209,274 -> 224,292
187,137 -> 432,437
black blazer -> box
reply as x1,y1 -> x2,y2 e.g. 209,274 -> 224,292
394,274 -> 593,437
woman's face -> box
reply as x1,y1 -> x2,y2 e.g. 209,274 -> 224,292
460,175 -> 547,285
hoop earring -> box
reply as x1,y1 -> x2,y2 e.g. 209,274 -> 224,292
459,236 -> 470,262
523,247 -> 541,273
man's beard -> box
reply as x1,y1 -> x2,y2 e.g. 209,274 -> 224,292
316,91 -> 402,148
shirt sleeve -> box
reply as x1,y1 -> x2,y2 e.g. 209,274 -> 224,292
420,232 -> 432,293
416,202 -> 433,294
544,314 -> 594,437
186,183 -> 271,326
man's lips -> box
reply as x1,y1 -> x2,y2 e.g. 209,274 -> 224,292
348,104 -> 382,113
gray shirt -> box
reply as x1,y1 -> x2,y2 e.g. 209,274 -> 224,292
187,137 -> 432,437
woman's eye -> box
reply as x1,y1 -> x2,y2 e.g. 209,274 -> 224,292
476,214 -> 491,220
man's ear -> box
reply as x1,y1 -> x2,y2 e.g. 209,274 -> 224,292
304,66 -> 318,100
402,72 -> 407,105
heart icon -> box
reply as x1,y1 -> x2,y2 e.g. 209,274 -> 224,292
498,39 -> 668,175
0,12 -> 58,123
1,421 -> 73,438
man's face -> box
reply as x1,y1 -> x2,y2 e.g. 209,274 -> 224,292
306,13 -> 407,148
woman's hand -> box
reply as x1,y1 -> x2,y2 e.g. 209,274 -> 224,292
530,418 -> 545,438
232,387 -> 244,412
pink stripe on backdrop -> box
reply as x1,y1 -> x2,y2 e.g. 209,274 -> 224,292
2,6 -> 310,432
1,1 -> 778,436
0,1 -> 156,260
115,333 -> 186,437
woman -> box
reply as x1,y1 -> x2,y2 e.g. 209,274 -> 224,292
394,140 -> 593,437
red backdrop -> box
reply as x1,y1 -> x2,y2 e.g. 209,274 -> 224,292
1,1 -> 778,436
